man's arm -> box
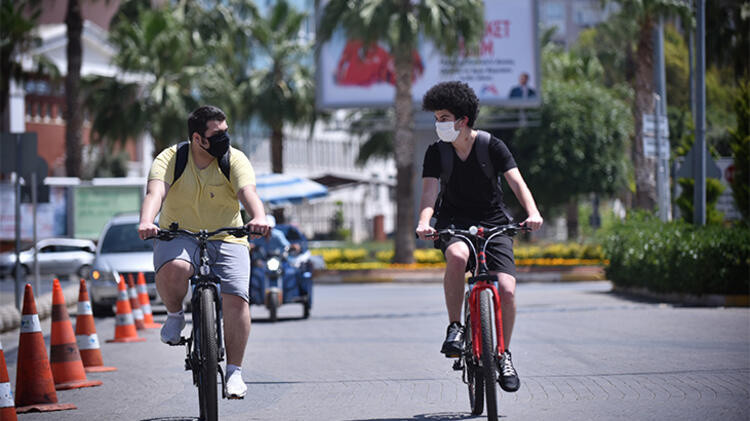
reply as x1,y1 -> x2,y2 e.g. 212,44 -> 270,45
237,185 -> 269,239
138,179 -> 169,240
416,177 -> 439,240
503,168 -> 543,230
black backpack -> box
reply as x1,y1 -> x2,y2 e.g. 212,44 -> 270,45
172,140 -> 231,184
434,130 -> 511,221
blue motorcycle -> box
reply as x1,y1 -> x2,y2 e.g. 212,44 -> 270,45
249,225 -> 313,321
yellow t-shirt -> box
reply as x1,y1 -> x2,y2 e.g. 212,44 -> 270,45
148,143 -> 256,245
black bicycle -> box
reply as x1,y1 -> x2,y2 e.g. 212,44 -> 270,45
146,223 -> 259,421
427,223 -> 528,421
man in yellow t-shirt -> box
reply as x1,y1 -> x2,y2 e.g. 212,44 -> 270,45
137,105 -> 269,399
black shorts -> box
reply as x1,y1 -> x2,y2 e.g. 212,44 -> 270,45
435,216 -> 517,278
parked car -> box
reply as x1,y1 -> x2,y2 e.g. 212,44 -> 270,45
89,213 -> 159,316
0,238 -> 95,279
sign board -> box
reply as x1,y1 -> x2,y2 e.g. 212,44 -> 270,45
0,184 -> 66,240
675,145 -> 722,179
0,133 -> 37,175
316,0 -> 540,109
73,186 -> 142,239
643,136 -> 670,159
642,114 -> 669,138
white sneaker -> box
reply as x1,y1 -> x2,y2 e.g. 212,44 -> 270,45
225,369 -> 247,399
160,314 -> 186,345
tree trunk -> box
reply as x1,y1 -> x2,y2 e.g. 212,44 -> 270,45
65,0 -> 83,177
631,16 -> 657,210
566,197 -> 578,242
392,46 -> 415,264
270,124 -> 284,222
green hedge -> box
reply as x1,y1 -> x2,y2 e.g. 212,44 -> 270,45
603,216 -> 750,295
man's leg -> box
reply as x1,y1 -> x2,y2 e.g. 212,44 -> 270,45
441,241 -> 469,356
494,271 -> 520,392
155,260 -> 192,344
494,272 -> 517,349
222,293 -> 251,367
444,241 -> 470,322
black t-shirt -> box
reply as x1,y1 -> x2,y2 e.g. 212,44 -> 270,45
422,134 -> 517,226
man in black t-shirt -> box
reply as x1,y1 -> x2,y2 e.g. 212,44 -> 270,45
416,81 -> 543,393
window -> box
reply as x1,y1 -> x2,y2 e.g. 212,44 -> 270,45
100,223 -> 154,253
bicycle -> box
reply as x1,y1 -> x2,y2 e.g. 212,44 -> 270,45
146,223 -> 260,421
426,223 -> 529,421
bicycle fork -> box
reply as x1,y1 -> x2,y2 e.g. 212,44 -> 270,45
468,283 -> 505,360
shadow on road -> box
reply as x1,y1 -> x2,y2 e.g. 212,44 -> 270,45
345,412 -> 502,421
140,417 -> 199,421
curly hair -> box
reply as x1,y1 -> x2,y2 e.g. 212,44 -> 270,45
421,81 -> 479,127
187,105 -> 226,140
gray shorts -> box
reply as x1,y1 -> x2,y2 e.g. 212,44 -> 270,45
153,237 -> 250,302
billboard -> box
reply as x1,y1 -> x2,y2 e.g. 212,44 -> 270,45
316,0 -> 540,109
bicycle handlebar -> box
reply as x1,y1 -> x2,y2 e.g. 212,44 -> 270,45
416,222 -> 530,240
144,226 -> 264,241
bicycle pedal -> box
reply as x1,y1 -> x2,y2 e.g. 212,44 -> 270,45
168,337 -> 187,346
444,353 -> 460,359
226,394 -> 245,400
452,360 -> 464,371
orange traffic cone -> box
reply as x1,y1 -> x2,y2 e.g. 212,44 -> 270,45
0,339 -> 17,421
137,272 -> 161,328
127,274 -> 146,330
49,279 -> 102,390
74,279 -> 116,373
15,284 -> 76,413
106,276 -> 146,343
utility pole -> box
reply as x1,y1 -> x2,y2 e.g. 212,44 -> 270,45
694,0 -> 706,225
654,17 -> 670,221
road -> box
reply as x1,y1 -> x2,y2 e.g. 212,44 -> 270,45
2,281 -> 749,421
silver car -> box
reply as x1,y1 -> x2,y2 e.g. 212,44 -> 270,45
89,213 -> 159,316
0,238 -> 95,279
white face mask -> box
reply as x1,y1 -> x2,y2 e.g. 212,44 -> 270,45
435,121 -> 459,143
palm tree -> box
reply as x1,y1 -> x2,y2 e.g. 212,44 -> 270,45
1,0 -> 41,131
65,0 -> 83,176
247,0 -> 314,175
318,0 -> 484,263
609,0 -> 691,210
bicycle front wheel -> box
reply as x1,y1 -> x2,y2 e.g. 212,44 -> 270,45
464,292 -> 484,415
197,287 -> 219,421
479,288 -> 499,421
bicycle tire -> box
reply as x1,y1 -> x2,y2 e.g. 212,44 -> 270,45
480,288 -> 499,421
464,293 -> 484,415
197,287 -> 219,421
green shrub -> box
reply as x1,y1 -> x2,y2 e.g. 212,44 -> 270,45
603,215 -> 750,295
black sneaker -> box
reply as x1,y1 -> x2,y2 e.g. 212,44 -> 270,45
440,322 -> 464,357
498,350 -> 520,392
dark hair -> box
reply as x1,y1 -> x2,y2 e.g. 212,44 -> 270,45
187,105 -> 226,140
422,81 -> 479,127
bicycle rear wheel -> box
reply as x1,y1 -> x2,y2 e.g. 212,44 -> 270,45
464,293 -> 484,415
479,288 -> 499,421
197,287 -> 219,421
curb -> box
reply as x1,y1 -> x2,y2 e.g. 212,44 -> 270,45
613,286 -> 750,307
314,266 -> 606,284
0,283 -> 79,333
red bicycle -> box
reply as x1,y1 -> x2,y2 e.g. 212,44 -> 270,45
430,223 -> 528,421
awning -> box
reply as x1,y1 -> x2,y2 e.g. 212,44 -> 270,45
255,173 -> 328,205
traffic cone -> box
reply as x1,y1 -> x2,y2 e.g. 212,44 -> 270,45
49,279 -> 102,390
74,279 -> 116,373
127,274 -> 146,330
106,275 -> 146,343
137,272 -> 161,328
15,284 -> 76,413
0,339 -> 17,421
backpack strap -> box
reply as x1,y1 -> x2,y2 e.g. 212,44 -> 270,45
172,141 -> 231,184
173,141 -> 190,184
474,130 -> 497,190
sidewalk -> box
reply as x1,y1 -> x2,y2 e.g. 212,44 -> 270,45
0,276 -> 79,332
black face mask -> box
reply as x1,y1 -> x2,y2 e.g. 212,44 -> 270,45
201,130 -> 230,158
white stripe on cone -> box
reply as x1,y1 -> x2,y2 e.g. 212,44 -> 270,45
115,313 -> 134,326
133,309 -> 144,320
20,314 -> 41,333
0,382 -> 13,408
78,300 -> 93,315
118,290 -> 128,301
136,284 -> 147,294
141,303 -> 152,314
76,333 -> 101,350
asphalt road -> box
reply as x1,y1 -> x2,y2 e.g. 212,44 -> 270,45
2,281 -> 749,421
